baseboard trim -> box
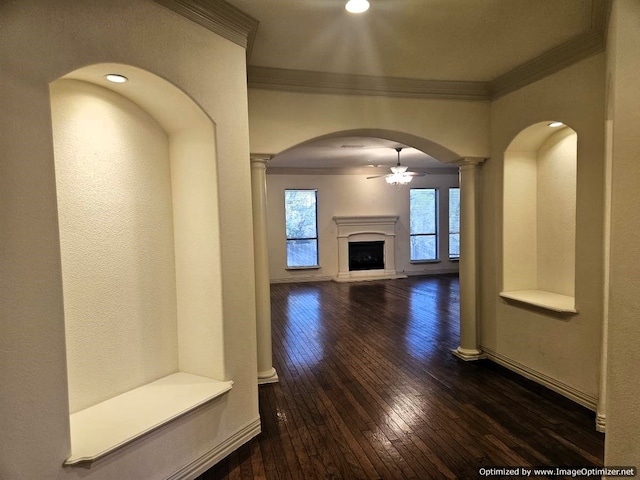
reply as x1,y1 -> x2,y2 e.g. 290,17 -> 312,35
596,412 -> 606,433
166,417 -> 261,480
482,348 -> 597,411
270,275 -> 333,284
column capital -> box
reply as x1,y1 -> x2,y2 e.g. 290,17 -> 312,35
250,154 -> 272,167
454,157 -> 487,169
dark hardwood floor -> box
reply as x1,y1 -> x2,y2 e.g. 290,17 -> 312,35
198,275 -> 603,479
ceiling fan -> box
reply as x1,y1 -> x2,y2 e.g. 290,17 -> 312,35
367,147 -> 425,185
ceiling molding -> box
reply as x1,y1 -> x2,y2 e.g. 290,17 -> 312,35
266,166 -> 459,176
153,0 -> 258,53
248,66 -> 492,102
490,29 -> 605,99
490,0 -> 611,98
158,0 -> 611,102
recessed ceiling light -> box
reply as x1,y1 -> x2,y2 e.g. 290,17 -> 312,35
548,121 -> 564,128
105,74 -> 128,84
345,0 -> 370,14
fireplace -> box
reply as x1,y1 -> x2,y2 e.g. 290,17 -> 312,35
349,241 -> 384,271
333,215 -> 407,282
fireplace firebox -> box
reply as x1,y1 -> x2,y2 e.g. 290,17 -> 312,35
349,241 -> 384,271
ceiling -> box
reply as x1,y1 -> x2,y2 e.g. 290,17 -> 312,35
220,0 -> 603,171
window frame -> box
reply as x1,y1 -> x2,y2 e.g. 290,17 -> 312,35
284,188 -> 319,269
449,187 -> 460,260
409,188 -> 439,262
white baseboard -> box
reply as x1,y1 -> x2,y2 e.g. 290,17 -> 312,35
404,268 -> 459,276
482,347 -> 598,411
596,412 -> 606,432
166,417 -> 261,480
270,275 -> 333,284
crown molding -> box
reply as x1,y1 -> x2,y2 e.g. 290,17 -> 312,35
490,29 -> 605,99
153,0 -> 258,54
248,66 -> 491,101
266,166 -> 459,176
490,0 -> 611,98
158,0 -> 611,102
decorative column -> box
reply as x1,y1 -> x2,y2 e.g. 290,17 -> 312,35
250,157 -> 278,384
453,158 -> 486,361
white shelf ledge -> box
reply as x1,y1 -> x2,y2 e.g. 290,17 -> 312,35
499,289 -> 577,313
65,372 -> 233,466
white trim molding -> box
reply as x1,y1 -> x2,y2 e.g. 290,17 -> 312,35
245,0 -> 611,101
153,0 -> 259,54
248,66 -> 491,101
165,418 -> 261,480
155,0 -> 610,102
482,347 -> 598,412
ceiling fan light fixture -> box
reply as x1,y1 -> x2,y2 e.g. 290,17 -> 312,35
345,0 -> 370,14
385,147 -> 413,185
385,172 -> 413,185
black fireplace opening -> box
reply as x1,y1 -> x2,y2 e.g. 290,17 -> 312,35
349,241 -> 384,271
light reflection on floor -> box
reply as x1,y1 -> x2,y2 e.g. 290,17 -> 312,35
284,287 -> 322,367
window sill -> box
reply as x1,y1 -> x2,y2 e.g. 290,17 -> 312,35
499,290 -> 577,314
449,257 -> 459,262
64,372 -> 233,466
286,265 -> 321,270
410,259 -> 440,264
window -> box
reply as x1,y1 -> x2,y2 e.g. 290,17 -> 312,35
409,188 -> 438,261
285,189 -> 319,268
449,188 -> 460,259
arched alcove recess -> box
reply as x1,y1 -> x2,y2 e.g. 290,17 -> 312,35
501,121 -> 577,313
276,128 -> 462,164
50,63 -> 231,465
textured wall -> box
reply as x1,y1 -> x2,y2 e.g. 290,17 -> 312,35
605,0 -> 640,465
483,53 -> 605,404
51,79 -> 179,414
537,128 -> 577,296
0,1 -> 258,478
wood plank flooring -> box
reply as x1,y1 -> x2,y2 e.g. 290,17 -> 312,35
198,275 -> 603,479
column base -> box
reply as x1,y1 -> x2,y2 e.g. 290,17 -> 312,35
452,347 -> 486,362
258,367 -> 279,385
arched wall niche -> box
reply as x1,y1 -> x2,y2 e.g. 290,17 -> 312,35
50,63 -> 230,465
501,121 -> 577,313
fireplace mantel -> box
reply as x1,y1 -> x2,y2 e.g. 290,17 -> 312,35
333,215 -> 399,230
333,215 -> 406,283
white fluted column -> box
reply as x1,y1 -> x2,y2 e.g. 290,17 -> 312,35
251,157 -> 278,384
453,158 -> 486,361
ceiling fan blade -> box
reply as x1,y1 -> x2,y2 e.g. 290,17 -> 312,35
366,175 -> 387,179
406,172 -> 425,177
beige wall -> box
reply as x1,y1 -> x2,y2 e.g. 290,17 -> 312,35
482,53 -> 606,407
0,1 -> 258,478
605,0 -> 640,465
248,89 -> 491,160
266,173 -> 460,282
51,79 -> 180,414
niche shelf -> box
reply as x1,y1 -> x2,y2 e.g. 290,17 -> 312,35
65,373 -> 232,466
502,122 -> 577,313
51,64 -> 228,467
499,290 -> 576,313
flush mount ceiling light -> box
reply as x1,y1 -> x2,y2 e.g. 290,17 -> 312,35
345,0 -> 370,14
105,74 -> 128,84
548,121 -> 564,128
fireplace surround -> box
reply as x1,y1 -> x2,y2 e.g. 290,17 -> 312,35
333,215 -> 407,282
